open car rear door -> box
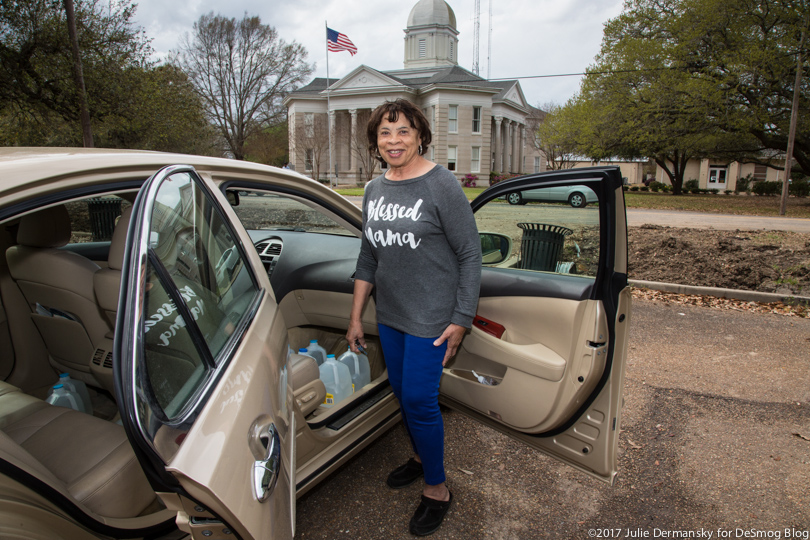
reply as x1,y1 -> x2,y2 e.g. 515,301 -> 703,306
116,165 -> 295,539
441,166 -> 631,484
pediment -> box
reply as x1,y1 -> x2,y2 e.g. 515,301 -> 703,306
329,65 -> 407,92
503,83 -> 527,108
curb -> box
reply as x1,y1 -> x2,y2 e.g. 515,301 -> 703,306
629,279 -> 810,306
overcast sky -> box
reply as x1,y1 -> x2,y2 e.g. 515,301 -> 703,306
132,0 -> 624,107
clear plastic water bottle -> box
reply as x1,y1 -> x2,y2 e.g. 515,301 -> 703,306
305,340 -> 327,366
58,373 -> 91,414
46,384 -> 82,412
318,354 -> 352,408
337,347 -> 371,393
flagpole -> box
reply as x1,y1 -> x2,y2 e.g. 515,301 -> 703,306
325,21 -> 333,189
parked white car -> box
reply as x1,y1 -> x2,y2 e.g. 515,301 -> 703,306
506,185 -> 598,208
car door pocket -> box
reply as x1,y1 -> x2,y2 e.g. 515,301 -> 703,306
30,313 -> 94,371
447,368 -> 503,386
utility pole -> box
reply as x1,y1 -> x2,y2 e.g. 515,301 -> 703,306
781,25 -> 806,215
64,0 -> 93,147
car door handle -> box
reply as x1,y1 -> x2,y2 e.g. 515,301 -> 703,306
251,421 -> 281,502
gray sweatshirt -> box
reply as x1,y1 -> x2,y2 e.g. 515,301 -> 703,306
355,165 -> 482,338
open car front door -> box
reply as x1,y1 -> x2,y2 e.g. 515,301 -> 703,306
441,166 -> 631,484
116,165 -> 295,539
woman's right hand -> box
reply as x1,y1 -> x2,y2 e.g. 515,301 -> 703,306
346,319 -> 366,353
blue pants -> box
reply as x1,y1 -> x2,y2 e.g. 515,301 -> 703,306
378,324 -> 447,486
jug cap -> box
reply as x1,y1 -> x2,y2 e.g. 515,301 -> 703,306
310,339 -> 318,343
298,348 -> 308,353
327,354 -> 336,359
53,384 -> 64,389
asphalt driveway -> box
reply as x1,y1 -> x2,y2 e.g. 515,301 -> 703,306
294,298 -> 810,539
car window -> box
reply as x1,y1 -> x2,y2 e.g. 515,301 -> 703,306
475,185 -> 600,278
64,195 -> 130,243
230,189 -> 355,236
134,170 -> 261,460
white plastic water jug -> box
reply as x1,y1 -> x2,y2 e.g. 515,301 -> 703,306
305,340 -> 327,366
337,347 -> 371,393
319,354 -> 352,408
58,373 -> 91,414
46,384 -> 82,412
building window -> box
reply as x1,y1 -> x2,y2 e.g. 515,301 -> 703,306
419,39 -> 426,58
709,167 -> 727,184
534,156 -> 541,173
447,146 -> 457,171
471,147 -> 480,173
304,113 -> 314,138
305,149 -> 314,172
448,105 -> 458,133
472,106 -> 481,134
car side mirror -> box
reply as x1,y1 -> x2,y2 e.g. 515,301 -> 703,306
226,190 -> 240,207
479,232 -> 512,265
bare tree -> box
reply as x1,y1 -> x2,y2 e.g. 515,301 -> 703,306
293,113 -> 329,182
528,103 -> 578,170
175,13 -> 313,160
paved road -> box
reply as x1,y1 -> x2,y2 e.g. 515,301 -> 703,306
346,196 -> 810,233
294,299 -> 810,539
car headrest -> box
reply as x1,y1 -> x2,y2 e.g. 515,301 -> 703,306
108,206 -> 133,271
16,205 -> 71,248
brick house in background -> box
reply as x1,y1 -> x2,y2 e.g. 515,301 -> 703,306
655,157 -> 788,191
283,0 -> 544,186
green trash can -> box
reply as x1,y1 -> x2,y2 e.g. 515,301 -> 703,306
516,222 -> 573,272
87,198 -> 122,241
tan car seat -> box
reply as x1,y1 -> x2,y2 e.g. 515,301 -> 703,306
6,205 -> 111,382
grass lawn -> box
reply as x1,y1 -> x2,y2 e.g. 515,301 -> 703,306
624,191 -> 810,218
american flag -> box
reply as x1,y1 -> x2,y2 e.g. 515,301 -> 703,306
327,27 -> 357,56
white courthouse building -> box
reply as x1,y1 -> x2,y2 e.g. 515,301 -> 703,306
284,0 -> 544,185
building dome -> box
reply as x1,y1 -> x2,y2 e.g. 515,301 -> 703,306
407,0 -> 457,29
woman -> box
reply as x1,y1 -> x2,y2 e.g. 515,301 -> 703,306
347,99 -> 481,536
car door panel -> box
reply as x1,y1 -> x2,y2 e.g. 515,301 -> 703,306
441,167 -> 630,484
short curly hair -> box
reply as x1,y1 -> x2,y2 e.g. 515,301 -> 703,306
366,99 -> 432,164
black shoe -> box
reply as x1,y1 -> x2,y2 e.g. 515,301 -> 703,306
386,458 -> 424,489
409,491 -> 453,536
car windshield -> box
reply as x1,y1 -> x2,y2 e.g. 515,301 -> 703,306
230,191 -> 355,236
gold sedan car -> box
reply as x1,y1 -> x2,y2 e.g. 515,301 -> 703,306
0,148 -> 631,539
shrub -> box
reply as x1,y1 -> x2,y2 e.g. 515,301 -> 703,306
736,174 -> 752,193
639,186 -> 649,192
662,185 -> 672,193
684,178 -> 700,191
710,189 -> 719,194
649,181 -> 666,191
724,190 -> 733,195
650,186 -> 659,192
622,185 -> 629,191
629,186 -> 639,191
789,177 -> 809,198
751,181 -> 781,196
462,174 -> 478,187
488,171 -> 519,186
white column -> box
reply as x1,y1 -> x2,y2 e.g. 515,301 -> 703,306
518,125 -> 525,174
494,116 -> 503,172
349,109 -> 357,177
503,120 -> 512,173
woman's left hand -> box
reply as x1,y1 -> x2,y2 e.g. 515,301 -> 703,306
434,323 -> 467,366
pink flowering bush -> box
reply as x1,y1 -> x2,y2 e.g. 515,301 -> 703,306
462,174 -> 478,187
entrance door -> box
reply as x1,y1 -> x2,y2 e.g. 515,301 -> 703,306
709,167 -> 727,190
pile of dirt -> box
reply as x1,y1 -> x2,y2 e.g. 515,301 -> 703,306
628,225 -> 810,296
